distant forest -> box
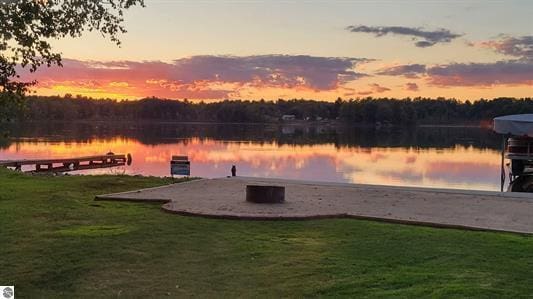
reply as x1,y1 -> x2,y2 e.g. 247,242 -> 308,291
18,95 -> 533,125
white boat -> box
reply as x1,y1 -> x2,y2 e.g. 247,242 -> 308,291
493,114 -> 533,191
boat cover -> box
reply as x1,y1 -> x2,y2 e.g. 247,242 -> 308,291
494,114 -> 533,137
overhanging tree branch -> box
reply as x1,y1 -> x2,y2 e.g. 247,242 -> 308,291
0,0 -> 144,93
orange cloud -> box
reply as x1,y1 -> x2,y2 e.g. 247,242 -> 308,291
20,55 -> 367,100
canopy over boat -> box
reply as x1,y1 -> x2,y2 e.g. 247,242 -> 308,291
493,114 -> 533,137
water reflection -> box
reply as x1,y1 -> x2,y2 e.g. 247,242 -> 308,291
0,122 -> 503,191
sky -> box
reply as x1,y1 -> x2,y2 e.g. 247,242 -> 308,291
20,0 -> 533,101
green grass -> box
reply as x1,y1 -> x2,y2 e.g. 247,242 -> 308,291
2,168 -> 533,298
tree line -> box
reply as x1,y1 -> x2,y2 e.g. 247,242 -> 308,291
14,95 -> 533,125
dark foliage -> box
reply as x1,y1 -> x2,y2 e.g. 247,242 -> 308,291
0,0 -> 143,121
19,95 -> 533,125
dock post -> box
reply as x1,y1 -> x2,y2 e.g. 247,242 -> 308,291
501,136 -> 507,192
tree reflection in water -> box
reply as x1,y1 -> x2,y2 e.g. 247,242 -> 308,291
0,122 -> 503,191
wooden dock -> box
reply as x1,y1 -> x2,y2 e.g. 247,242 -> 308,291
0,153 -> 132,173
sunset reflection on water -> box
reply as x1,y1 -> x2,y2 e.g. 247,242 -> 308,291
0,134 -> 502,191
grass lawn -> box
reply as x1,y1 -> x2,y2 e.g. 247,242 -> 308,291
2,168 -> 533,298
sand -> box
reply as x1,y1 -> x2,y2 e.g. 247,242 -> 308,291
96,176 -> 533,234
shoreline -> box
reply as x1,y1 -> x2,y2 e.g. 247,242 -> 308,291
11,119 -> 488,128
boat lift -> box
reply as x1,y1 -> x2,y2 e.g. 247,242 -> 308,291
493,114 -> 533,192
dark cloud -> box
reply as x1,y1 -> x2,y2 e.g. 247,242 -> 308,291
346,25 -> 462,47
375,60 -> 533,87
482,35 -> 533,60
405,82 -> 419,91
427,60 -> 533,86
18,55 -> 368,99
167,55 -> 366,90
377,64 -> 426,78
414,41 -> 434,48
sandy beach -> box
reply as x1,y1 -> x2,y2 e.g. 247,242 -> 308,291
97,177 -> 533,234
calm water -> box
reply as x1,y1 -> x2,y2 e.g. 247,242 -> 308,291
0,122 -> 504,191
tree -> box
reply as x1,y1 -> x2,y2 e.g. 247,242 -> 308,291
0,0 -> 144,120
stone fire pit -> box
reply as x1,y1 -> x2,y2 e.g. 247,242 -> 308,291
246,185 -> 285,203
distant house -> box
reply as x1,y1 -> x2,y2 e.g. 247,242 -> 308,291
281,114 -> 296,121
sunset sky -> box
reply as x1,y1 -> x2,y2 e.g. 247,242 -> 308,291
20,0 -> 533,101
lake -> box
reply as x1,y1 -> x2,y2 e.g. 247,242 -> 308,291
0,122 -> 504,191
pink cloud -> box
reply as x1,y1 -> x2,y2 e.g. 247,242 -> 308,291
480,35 -> 533,60
17,55 -> 367,99
373,54 -> 533,87
427,60 -> 533,86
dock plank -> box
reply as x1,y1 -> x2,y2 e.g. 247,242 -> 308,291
0,154 -> 126,167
